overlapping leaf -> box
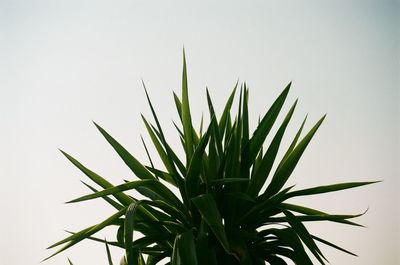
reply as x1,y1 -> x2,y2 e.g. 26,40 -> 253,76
48,53 -> 376,265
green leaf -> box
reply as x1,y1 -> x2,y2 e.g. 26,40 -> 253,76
285,181 -> 379,199
68,179 -> 184,212
181,50 -> 194,164
125,202 -> 142,265
185,119 -> 213,199
206,89 -> 222,184
59,150 -> 134,206
224,87 -> 244,186
264,114 -> 326,198
45,207 -> 127,261
146,252 -> 169,265
224,111 -> 233,147
206,88 -> 217,121
209,178 -> 249,186
173,91 -> 183,120
247,99 -> 297,197
140,200 -> 191,228
93,122 -> 155,180
266,213 -> 365,225
263,228 -> 313,265
140,135 -> 155,172
138,251 -> 145,265
130,233 -> 173,250
173,120 -> 185,139
241,85 -> 249,158
67,258 -> 73,265
241,82 -> 291,171
171,234 -> 181,265
141,115 -> 176,180
207,126 -> 219,184
239,185 -> 295,225
105,240 -> 114,265
199,113 -> 204,138
141,137 -> 162,186
279,114 -> 307,165
133,190 -> 175,221
219,81 -> 238,137
149,123 -> 187,177
311,235 -> 358,257
223,120 -> 239,181
145,166 -> 176,185
206,89 -> 223,156
192,194 -> 230,253
283,210 -> 326,264
47,226 -> 94,250
64,231 -> 123,248
177,230 -> 198,265
142,83 -> 186,187
250,117 -> 263,178
81,181 -> 124,210
279,203 -> 364,226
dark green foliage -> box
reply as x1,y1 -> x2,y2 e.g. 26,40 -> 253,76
47,53 -> 376,265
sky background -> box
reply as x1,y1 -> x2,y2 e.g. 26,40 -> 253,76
0,0 -> 399,264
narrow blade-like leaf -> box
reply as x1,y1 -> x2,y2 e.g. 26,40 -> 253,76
181,50 -> 194,164
81,181 -> 124,210
185,119 -> 213,199
247,99 -> 297,197
312,235 -> 358,257
241,82 -> 291,171
264,114 -> 326,198
219,81 -> 238,137
105,239 -> 114,265
192,194 -> 230,253
279,114 -> 307,166
59,150 -> 133,206
68,179 -> 184,212
285,181 -> 379,199
93,122 -> 155,180
283,210 -> 326,264
178,230 -> 198,265
45,207 -> 127,261
125,202 -> 142,265
141,115 -> 175,178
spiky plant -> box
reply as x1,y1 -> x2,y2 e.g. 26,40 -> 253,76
47,53 -> 376,265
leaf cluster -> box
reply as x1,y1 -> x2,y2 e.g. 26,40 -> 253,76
47,53 -> 376,265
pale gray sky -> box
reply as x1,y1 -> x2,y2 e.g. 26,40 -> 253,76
0,1 -> 399,264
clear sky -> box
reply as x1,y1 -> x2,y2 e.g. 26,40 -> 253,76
0,0 -> 399,264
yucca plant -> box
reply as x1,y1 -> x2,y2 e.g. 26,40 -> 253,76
47,53 -> 376,265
